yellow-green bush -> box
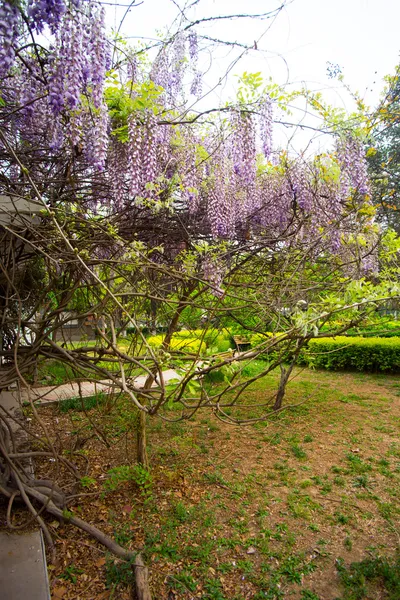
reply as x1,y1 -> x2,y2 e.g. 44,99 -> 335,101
147,334 -> 206,355
173,328 -> 233,352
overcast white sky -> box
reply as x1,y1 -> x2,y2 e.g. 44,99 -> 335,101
109,0 -> 400,151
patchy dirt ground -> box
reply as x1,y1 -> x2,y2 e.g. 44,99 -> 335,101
4,367 -> 400,599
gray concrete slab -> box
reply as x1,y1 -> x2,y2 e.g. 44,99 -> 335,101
0,530 -> 50,600
0,391 -> 50,600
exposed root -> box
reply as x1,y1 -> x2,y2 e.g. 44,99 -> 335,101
0,417 -> 152,597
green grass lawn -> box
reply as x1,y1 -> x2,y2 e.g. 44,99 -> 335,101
30,365 -> 400,599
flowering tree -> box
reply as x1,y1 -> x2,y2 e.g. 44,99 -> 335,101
0,0 -> 397,580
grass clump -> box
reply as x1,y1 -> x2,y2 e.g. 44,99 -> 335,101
336,554 -> 400,599
58,392 -> 106,413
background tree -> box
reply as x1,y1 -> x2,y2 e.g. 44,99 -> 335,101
367,65 -> 400,234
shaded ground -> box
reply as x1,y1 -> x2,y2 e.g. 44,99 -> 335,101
9,367 -> 400,599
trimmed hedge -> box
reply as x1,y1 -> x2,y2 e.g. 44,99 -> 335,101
300,336 -> 400,373
320,320 -> 400,338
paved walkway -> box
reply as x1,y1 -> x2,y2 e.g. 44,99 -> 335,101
19,368 -> 182,405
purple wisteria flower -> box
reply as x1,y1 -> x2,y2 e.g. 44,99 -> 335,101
203,256 -> 225,298
0,2 -> 19,77
28,0 -> 66,35
90,6 -> 109,108
127,116 -> 143,196
337,135 -> 370,199
259,95 -> 273,159
87,103 -> 109,171
188,31 -> 198,61
142,111 -> 158,186
230,111 -> 256,185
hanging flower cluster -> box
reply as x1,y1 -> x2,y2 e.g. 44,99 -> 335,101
336,135 -> 370,199
230,111 -> 256,184
127,112 -> 159,198
0,2 -> 19,77
28,0 -> 67,34
151,30 -> 203,103
188,31 -> 202,98
47,2 -> 109,115
203,255 -> 225,298
259,95 -> 273,159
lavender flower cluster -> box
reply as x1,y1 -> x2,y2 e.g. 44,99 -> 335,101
47,3 -> 109,115
127,111 -> 159,198
151,30 -> 203,102
231,111 -> 256,184
0,2 -> 19,77
259,95 -> 273,159
203,256 -> 225,298
337,135 -> 370,199
28,0 -> 67,34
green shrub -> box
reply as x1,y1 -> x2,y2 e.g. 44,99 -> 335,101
301,336 -> 400,373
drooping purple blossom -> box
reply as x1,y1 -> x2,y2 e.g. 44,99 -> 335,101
142,111 -> 158,189
0,2 -> 19,77
168,32 -> 187,100
87,103 -> 109,171
90,6 -> 109,108
65,16 -> 84,110
180,131 -> 201,212
150,48 -> 170,91
190,70 -> 203,98
127,52 -> 138,83
188,31 -> 198,62
203,255 -> 225,298
45,1 -> 109,117
230,110 -> 256,185
28,0 -> 66,35
206,149 -> 234,238
336,135 -> 370,199
108,138 -> 129,208
127,115 -> 143,197
259,95 -> 273,159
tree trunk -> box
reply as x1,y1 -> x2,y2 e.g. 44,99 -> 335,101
133,553 -> 152,600
274,365 -> 288,411
273,343 -> 304,411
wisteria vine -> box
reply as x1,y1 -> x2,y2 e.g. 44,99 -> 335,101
0,0 -> 378,275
